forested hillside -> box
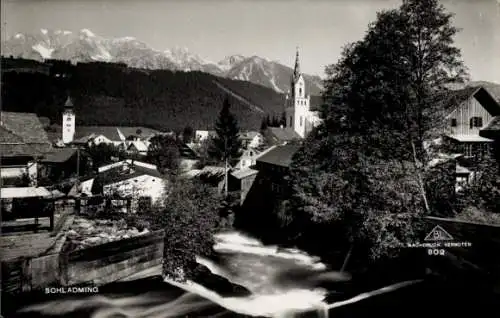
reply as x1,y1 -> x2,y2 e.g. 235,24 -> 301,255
1,57 -> 287,131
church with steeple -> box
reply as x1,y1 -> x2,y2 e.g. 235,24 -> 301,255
284,48 -> 321,138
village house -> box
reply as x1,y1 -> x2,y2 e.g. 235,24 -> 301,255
1,111 -> 53,186
236,144 -> 300,231
235,148 -> 261,170
194,130 -> 216,143
263,126 -> 301,145
230,168 -> 259,205
239,131 -> 264,149
69,160 -> 166,212
253,144 -> 300,198
39,147 -> 79,183
178,143 -> 200,172
436,86 -> 500,187
442,86 -> 500,158
126,140 -> 150,157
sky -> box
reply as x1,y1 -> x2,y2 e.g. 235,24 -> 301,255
2,0 -> 499,82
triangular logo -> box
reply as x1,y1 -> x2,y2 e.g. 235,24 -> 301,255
424,225 -> 453,241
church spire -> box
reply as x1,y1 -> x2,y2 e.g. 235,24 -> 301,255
293,46 -> 301,82
64,95 -> 73,108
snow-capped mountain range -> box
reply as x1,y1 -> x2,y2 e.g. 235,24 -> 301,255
1,28 -> 323,95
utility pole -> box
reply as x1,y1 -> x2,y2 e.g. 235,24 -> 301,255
224,137 -> 228,197
76,146 -> 80,178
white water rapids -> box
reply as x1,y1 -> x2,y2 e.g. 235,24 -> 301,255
17,231 -> 422,318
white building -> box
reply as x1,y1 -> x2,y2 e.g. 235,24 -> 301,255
235,148 -> 261,170
71,160 -> 167,212
62,96 -> 76,144
284,48 -> 322,138
194,130 -> 216,143
240,131 -> 264,149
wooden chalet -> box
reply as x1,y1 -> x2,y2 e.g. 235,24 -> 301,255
440,86 -> 500,159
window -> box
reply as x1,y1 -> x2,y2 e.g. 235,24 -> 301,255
470,117 -> 483,129
289,116 -> 293,127
464,144 -> 473,157
271,182 -> 281,194
300,116 -> 303,127
66,117 -> 72,121
299,88 -> 302,96
137,196 -> 152,212
450,118 -> 457,127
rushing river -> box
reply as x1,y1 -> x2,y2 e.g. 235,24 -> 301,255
6,231 -> 498,318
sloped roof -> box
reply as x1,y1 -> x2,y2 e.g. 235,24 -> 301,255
438,86 -> 500,116
127,140 -> 150,152
231,168 -> 259,179
47,125 -> 160,142
240,131 -> 260,140
0,112 -> 52,156
182,166 -> 227,181
256,144 -> 300,168
94,162 -> 163,186
179,143 -> 198,158
266,127 -> 301,143
0,143 -> 41,157
309,95 -> 323,111
480,116 -> 500,139
72,134 -> 97,144
1,187 -> 51,199
0,126 -> 23,143
0,112 -> 52,145
434,86 -> 479,111
41,148 -> 78,163
64,96 -> 74,108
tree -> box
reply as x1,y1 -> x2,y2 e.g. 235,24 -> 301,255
182,125 -> 194,143
147,135 -> 181,174
456,154 -> 500,214
208,95 -> 243,164
280,111 -> 287,127
149,178 -> 227,280
287,0 -> 467,264
260,116 -> 268,131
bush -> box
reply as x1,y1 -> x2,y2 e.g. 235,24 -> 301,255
125,214 -> 150,231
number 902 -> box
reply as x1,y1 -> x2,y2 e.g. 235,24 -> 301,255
427,249 -> 445,256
